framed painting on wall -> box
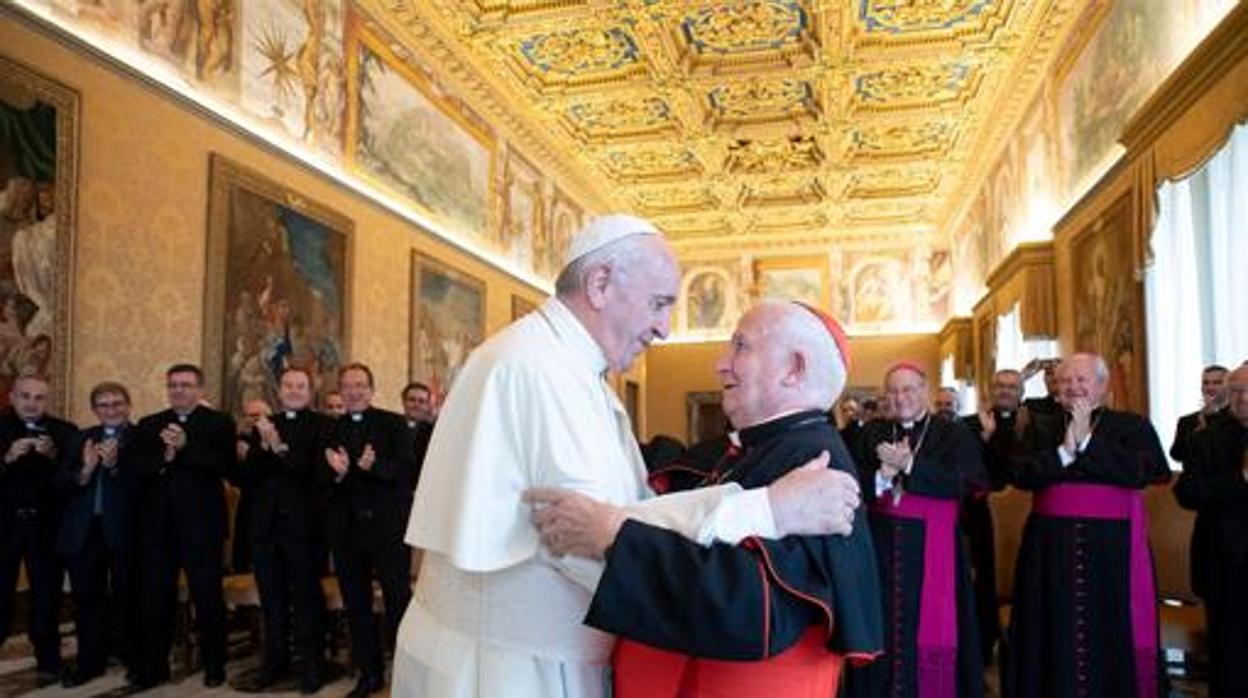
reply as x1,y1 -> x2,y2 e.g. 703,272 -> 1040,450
344,13 -> 496,241
685,391 -> 726,446
511,294 -> 537,322
753,255 -> 829,310
0,57 -> 79,412
410,252 -> 486,402
1070,194 -> 1146,413
539,187 -> 583,280
203,155 -> 353,416
502,148 -> 543,273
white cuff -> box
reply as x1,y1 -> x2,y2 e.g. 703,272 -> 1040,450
875,471 -> 893,497
694,486 -> 776,546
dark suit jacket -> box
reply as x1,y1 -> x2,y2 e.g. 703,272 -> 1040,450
1012,408 -> 1170,491
856,413 -> 988,502
135,406 -> 235,547
1169,408 -> 1225,464
1173,412 -> 1248,600
409,419 -> 434,491
0,412 -> 78,537
56,423 -> 138,555
325,407 -> 416,545
962,409 -> 1023,490
236,409 -> 334,543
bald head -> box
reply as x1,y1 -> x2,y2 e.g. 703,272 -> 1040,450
555,227 -> 679,373
10,374 -> 49,421
716,301 -> 846,429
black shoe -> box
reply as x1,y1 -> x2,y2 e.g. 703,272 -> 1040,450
346,673 -> 383,698
299,671 -> 322,695
203,668 -> 226,688
255,663 -> 290,688
35,670 -> 61,688
62,667 -> 104,688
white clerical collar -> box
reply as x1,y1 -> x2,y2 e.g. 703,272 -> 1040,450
540,298 -> 610,377
103,426 -> 117,437
284,410 -> 297,420
350,412 -> 364,422
999,410 -> 1013,419
901,411 -> 928,429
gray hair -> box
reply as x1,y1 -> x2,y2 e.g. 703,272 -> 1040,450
554,234 -> 656,299
1062,352 -> 1110,383
758,301 -> 845,410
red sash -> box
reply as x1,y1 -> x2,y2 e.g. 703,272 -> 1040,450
613,627 -> 842,698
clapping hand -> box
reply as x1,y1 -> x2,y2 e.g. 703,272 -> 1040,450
325,446 -> 350,478
876,440 -> 912,480
358,444 -> 376,471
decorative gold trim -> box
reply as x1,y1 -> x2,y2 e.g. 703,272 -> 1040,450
0,55 -> 79,414
1119,2 -> 1248,155
343,9 -> 499,241
409,250 -> 488,386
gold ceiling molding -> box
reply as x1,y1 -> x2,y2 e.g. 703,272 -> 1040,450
374,0 -> 1085,255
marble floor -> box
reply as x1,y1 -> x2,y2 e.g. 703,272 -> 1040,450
0,628 -> 1209,697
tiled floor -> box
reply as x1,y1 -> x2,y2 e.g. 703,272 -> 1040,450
0,633 -> 1209,697
0,626 -> 367,697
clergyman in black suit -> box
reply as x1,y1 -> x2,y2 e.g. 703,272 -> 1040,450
57,381 -> 140,687
133,364 -> 235,689
326,363 -> 416,698
0,374 -> 76,686
237,367 -> 332,694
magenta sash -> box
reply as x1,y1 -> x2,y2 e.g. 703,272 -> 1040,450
1032,483 -> 1158,698
872,493 -> 958,698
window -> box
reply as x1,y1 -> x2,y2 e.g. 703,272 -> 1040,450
1145,123 -> 1248,468
995,302 -> 1059,401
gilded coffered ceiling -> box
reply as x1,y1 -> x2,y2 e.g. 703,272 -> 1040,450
363,0 -> 1084,256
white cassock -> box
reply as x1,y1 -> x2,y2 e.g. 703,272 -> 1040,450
395,298 -> 776,698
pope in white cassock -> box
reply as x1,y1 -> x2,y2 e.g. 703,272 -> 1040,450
394,214 -> 862,697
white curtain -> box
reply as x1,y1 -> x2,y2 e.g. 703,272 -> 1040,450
940,354 -> 977,415
995,303 -> 1059,400
1145,123 -> 1248,468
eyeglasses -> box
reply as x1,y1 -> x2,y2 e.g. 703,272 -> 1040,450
94,400 -> 128,408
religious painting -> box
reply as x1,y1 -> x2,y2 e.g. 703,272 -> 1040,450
680,261 -> 739,334
239,0 -> 346,155
686,391 -> 726,446
1055,0 -> 1233,200
844,254 -> 908,327
951,205 -> 987,315
502,148 -> 542,271
913,245 -> 952,323
203,155 -> 352,416
511,294 -> 537,322
131,0 -> 242,94
1070,195 -> 1145,412
345,15 -> 495,241
539,188 -> 582,281
0,57 -> 78,412
753,255 -> 828,310
410,252 -> 486,402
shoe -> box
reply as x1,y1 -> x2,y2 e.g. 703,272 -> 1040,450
255,663 -> 290,688
35,669 -> 61,688
299,671 -> 322,695
346,673 -> 384,698
62,667 -> 104,688
203,668 -> 226,688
